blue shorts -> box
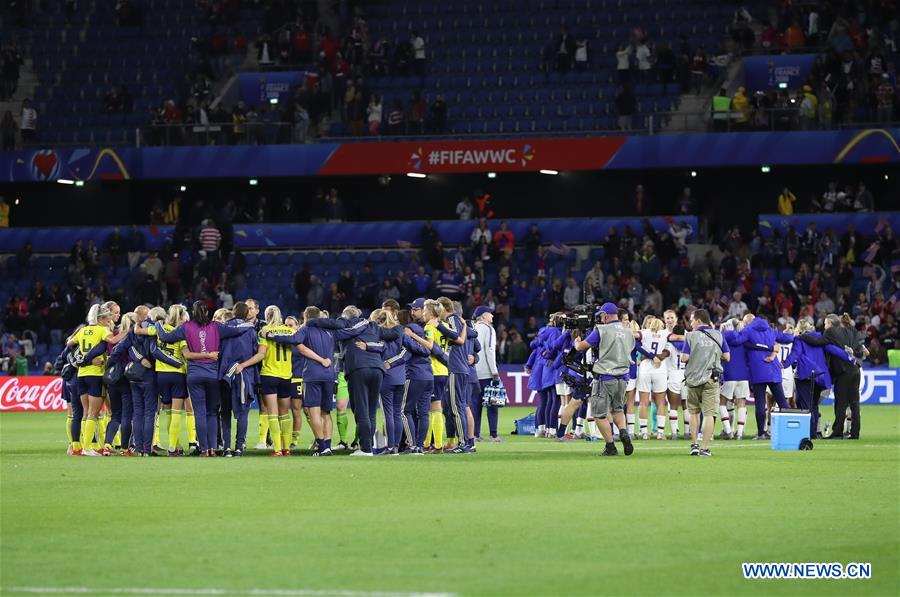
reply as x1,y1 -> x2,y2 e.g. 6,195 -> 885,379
291,378 -> 303,400
260,375 -> 292,399
77,375 -> 103,397
157,372 -> 187,404
433,376 -> 448,402
303,380 -> 335,412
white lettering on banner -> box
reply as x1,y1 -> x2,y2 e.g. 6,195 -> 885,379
504,370 -> 538,405
0,377 -> 66,412
429,148 -> 518,167
860,369 -> 895,404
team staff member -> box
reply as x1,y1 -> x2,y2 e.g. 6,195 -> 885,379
400,300 -> 436,455
742,314 -> 788,438
574,303 -> 635,457
434,297 -> 472,452
681,309 -> 730,456
796,313 -> 864,439
269,306 -> 338,456
473,306 -> 501,441
307,306 -> 401,456
100,312 -> 138,455
69,305 -> 117,456
463,313 -> 481,450
155,301 -> 254,457
782,319 -> 853,438
218,301 -> 260,457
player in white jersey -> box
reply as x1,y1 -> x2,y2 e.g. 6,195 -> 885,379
663,310 -> 689,440
635,316 -> 670,439
777,326 -> 795,407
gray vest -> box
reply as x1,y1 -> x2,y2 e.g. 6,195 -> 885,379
684,327 -> 725,387
590,321 -> 635,377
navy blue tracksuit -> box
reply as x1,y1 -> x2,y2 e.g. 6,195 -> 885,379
437,315 -> 472,443
402,322 -> 435,449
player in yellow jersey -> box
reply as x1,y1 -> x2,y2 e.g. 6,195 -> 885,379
405,299 -> 449,453
153,305 -> 190,456
67,305 -> 116,456
255,305 -> 295,456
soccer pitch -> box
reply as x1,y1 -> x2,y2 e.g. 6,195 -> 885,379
1,407 -> 898,597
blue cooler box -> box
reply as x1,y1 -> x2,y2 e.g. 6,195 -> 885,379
770,411 -> 811,450
515,412 -> 536,436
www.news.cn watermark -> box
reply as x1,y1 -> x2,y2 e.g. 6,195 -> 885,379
742,562 -> 872,580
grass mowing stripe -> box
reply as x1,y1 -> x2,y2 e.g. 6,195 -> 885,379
4,588 -> 454,597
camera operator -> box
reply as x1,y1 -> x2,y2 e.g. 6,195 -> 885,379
551,311 -> 591,441
574,303 -> 635,457
681,309 -> 730,456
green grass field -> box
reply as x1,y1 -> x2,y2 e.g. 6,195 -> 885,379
1,406 -> 898,597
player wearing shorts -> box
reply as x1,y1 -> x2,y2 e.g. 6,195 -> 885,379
283,316 -> 306,450
720,318 -> 751,439
635,316 -> 671,440
663,310 -> 688,440
68,305 -> 116,456
435,298 -> 476,453
777,326 -> 795,408
151,305 -> 190,456
255,306 -> 297,456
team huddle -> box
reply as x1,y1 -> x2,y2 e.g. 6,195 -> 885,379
525,304 -> 867,456
59,295 -> 503,457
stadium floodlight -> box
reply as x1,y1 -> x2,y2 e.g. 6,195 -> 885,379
761,165 -> 771,173
778,82 -> 788,89
249,178 -> 259,186
74,180 -> 85,187
487,172 -> 497,179
690,170 -> 698,178
179,185 -> 187,192
269,97 -> 279,105
406,172 -> 427,179
539,169 -> 558,175
885,174 -> 890,180
57,179 -> 75,185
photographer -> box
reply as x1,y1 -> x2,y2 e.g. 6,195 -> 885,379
681,309 -> 730,457
574,303 -> 635,457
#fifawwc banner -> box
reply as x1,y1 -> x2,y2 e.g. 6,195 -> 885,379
0,377 -> 67,412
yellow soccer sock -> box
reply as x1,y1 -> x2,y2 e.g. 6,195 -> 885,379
79,420 -> 86,446
82,417 -> 98,452
186,412 -> 197,444
259,412 -> 269,444
152,412 -> 160,447
66,415 -> 73,443
279,415 -> 292,451
113,430 -> 121,448
291,430 -> 301,445
432,412 -> 445,449
268,415 -> 283,451
168,410 -> 184,451
98,412 -> 108,445
426,412 -> 434,446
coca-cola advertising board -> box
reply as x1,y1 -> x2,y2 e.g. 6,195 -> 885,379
0,376 -> 67,411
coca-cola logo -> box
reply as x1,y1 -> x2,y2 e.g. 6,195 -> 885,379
0,376 -> 67,411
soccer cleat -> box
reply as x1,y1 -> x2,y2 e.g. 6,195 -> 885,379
66,445 -> 74,455
224,449 -> 233,458
290,442 -> 298,450
70,448 -> 83,456
100,447 -> 113,456
449,445 -> 466,454
319,448 -> 334,456
167,449 -> 179,457
600,445 -> 618,456
620,433 -> 634,456
152,444 -> 165,453
474,435 -> 483,442
669,432 -> 678,441
122,448 -> 137,457
82,449 -> 101,457
612,433 -> 620,441
689,443 -> 700,456
489,436 -> 503,442
281,449 -> 291,457
254,442 -> 268,450
336,441 -> 350,451
555,436 -> 570,442
682,432 -> 691,440
411,447 -> 425,455
641,432 -> 649,440
349,442 -> 359,451
656,431 -> 665,440
269,451 -> 283,457
349,450 -> 373,456
718,431 -> 732,440
699,449 -> 712,457
189,443 -> 200,455
233,448 -> 243,457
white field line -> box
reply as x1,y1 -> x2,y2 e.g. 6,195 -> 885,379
3,588 -> 455,597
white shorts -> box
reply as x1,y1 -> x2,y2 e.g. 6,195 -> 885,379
720,380 -> 750,400
626,377 -> 636,392
555,382 -> 571,396
781,369 -> 795,398
666,371 -> 685,395
636,360 -> 668,393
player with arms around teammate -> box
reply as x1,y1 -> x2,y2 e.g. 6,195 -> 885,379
218,301 -> 260,457
681,309 -> 730,456
574,303 -> 636,457
635,316 -> 671,440
68,305 -> 117,456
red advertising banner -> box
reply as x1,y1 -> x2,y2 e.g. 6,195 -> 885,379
319,136 -> 628,175
0,376 -> 67,412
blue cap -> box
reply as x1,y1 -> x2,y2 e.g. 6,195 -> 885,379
473,306 -> 494,319
408,298 -> 426,310
596,302 -> 618,316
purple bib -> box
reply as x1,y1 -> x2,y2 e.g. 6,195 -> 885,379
183,321 -> 220,363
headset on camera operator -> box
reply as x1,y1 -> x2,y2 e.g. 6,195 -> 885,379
550,304 -> 598,441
